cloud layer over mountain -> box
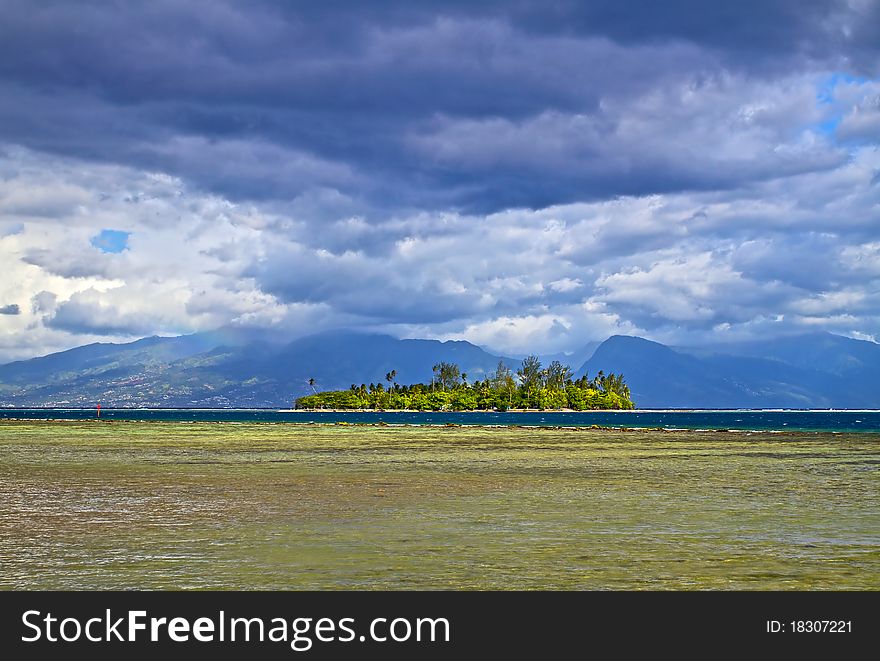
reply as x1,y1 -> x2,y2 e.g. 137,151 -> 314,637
0,1 -> 878,361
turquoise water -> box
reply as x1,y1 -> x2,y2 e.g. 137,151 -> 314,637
1,408 -> 879,432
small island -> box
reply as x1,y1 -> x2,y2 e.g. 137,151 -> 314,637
295,357 -> 633,411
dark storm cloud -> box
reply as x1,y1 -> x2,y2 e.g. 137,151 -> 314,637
0,0 -> 876,212
0,304 -> 20,315
1,1 -> 879,358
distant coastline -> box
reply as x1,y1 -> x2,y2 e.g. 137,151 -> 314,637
283,408 -> 584,413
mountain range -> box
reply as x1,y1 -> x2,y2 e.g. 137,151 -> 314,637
0,329 -> 877,408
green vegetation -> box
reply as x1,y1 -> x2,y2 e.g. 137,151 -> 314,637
296,357 -> 633,410
1,421 -> 877,590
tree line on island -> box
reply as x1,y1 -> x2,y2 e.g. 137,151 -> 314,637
295,357 -> 634,411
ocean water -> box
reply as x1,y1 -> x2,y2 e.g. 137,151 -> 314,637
1,408 -> 879,432
2,422 -> 878,589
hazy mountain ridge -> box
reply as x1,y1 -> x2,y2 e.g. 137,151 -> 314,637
0,330 -> 513,407
0,330 -> 877,408
582,333 -> 878,408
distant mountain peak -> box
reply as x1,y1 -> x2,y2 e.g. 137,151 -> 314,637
1,329 -> 877,408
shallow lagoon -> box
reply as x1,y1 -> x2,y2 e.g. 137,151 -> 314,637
1,421 -> 877,589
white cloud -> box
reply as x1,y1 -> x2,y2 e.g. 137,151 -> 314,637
1,128 -> 878,362
0,147 -> 291,360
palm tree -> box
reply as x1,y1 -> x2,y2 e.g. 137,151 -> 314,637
308,377 -> 317,394
386,369 -> 397,391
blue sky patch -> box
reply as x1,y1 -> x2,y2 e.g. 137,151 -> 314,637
812,72 -> 874,137
816,72 -> 869,104
91,229 -> 130,253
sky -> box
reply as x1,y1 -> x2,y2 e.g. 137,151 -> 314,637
0,0 -> 878,362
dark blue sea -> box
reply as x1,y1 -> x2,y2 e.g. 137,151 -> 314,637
2,408 -> 879,433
